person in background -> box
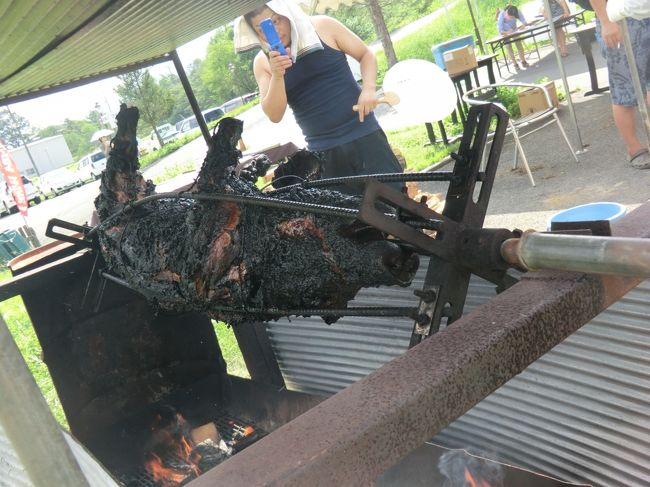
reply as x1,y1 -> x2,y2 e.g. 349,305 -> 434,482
497,5 -> 530,71
545,0 -> 571,57
234,0 -> 403,194
590,0 -> 650,169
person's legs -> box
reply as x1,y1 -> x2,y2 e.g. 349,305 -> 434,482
596,17 -> 650,166
504,43 -> 518,69
515,40 -> 528,66
555,27 -> 568,56
612,105 -> 644,156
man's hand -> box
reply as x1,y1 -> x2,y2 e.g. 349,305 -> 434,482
355,87 -> 378,122
601,20 -> 622,48
268,48 -> 293,78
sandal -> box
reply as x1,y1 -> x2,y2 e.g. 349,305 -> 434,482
560,50 -> 569,57
628,149 -> 650,169
521,61 -> 530,68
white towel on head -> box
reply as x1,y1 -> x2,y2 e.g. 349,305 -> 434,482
234,0 -> 323,62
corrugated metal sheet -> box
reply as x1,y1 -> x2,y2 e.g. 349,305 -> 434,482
266,258 -> 499,394
0,0 -> 266,103
267,269 -> 650,486
433,279 -> 650,487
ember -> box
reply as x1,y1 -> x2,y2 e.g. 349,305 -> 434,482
94,105 -> 418,323
143,405 -> 228,487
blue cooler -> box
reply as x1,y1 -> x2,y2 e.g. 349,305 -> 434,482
431,35 -> 475,71
548,202 -> 626,231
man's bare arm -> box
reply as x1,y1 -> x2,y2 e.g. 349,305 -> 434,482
590,0 -> 622,48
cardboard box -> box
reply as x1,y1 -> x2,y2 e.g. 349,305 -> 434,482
517,81 -> 559,116
443,45 -> 478,76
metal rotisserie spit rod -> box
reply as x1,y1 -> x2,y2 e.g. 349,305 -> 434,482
501,231 -> 650,277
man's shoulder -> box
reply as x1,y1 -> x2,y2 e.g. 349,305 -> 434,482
311,15 -> 343,31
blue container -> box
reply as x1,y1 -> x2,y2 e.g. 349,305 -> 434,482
548,202 -> 626,230
431,35 -> 475,71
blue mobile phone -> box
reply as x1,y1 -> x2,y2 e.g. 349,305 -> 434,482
259,18 -> 287,56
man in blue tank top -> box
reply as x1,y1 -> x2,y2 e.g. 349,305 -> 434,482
235,0 -> 403,193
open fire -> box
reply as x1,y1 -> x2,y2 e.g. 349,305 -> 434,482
142,405 -> 257,487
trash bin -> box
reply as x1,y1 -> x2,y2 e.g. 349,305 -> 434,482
548,202 -> 627,231
0,229 -> 31,262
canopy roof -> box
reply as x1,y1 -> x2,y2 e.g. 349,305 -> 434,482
0,0 -> 265,105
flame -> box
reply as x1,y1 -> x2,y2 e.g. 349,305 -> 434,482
145,453 -> 191,487
465,468 -> 492,487
144,412 -> 201,486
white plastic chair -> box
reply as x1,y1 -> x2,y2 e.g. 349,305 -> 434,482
462,82 -> 579,187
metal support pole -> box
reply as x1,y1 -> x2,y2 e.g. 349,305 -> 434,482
170,50 -> 211,146
620,19 -> 650,151
543,0 -> 587,155
0,314 -> 91,487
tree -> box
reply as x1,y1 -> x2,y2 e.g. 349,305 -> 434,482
366,0 -> 397,68
201,26 -> 258,104
0,108 -> 33,148
115,70 -> 174,146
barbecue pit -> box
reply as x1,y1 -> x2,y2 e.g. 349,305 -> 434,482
2,104 -> 650,486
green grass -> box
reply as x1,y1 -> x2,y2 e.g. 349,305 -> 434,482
386,124 -> 460,172
151,160 -> 196,185
0,269 -> 68,428
139,100 -> 260,170
213,321 -> 249,378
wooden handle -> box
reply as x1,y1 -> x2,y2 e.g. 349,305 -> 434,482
352,91 -> 400,111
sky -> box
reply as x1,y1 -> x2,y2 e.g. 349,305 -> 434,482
10,31 -> 216,129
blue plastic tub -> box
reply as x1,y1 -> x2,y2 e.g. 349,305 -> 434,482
431,35 -> 475,71
548,202 -> 626,230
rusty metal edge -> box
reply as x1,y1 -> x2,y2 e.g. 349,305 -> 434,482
191,200 -> 650,487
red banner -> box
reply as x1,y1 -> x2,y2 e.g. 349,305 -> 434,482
0,140 -> 28,216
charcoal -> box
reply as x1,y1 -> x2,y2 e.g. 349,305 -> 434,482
95,104 -> 418,324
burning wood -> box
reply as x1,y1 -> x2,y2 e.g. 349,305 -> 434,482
95,105 -> 418,323
144,405 -> 228,487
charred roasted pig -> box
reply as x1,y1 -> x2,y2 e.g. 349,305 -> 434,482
94,105 -> 418,323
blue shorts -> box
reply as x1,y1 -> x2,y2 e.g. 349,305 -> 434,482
596,17 -> 650,106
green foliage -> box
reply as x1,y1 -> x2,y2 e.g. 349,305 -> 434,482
203,26 -> 258,104
374,0 -> 512,83
495,86 -> 522,118
151,160 -> 196,185
0,270 -> 68,427
213,322 -> 249,378
386,119 -> 461,172
115,70 -> 175,140
138,99 -> 258,170
326,0 -> 444,43
38,117 -> 103,161
0,108 -> 33,149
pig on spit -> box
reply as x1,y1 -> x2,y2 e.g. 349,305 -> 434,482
94,104 -> 418,324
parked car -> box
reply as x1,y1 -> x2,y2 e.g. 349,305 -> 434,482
0,176 -> 42,215
177,115 -> 199,134
203,106 -> 225,123
39,168 -> 82,197
77,150 -> 107,183
140,123 -> 180,154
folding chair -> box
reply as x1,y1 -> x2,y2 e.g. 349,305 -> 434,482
463,82 -> 579,187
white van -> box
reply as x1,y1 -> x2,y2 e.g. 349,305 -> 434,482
77,150 -> 107,183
